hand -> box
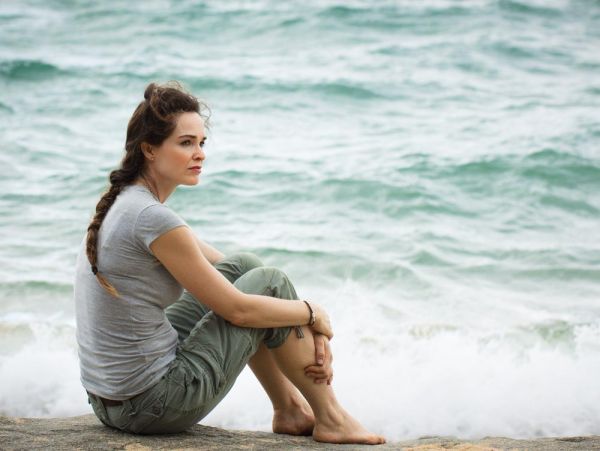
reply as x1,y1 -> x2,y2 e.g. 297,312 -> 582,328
304,333 -> 333,385
309,302 -> 333,340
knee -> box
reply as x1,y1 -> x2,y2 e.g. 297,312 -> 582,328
234,266 -> 296,298
257,266 -> 296,301
257,266 -> 292,291
236,252 -> 264,272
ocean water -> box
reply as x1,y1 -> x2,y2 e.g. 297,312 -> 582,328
1,0 -> 599,441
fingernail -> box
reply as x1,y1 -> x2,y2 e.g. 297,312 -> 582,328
317,359 -> 323,364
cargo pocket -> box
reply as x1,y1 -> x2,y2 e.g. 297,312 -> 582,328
185,360 -> 226,414
105,404 -> 133,431
124,380 -> 168,434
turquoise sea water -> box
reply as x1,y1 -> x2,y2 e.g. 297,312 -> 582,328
1,0 -> 599,440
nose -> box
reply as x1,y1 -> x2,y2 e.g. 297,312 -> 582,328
194,145 -> 205,161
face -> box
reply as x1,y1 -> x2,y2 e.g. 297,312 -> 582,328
145,112 -> 206,188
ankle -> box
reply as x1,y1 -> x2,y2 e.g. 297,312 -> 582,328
273,393 -> 307,413
314,405 -> 346,427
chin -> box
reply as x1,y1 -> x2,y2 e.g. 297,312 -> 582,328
182,176 -> 200,186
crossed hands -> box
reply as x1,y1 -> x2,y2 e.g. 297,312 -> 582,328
303,333 -> 333,385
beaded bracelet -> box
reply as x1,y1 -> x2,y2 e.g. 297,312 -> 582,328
303,300 -> 316,326
295,300 -> 315,339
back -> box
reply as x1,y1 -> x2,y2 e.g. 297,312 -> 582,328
74,184 -> 187,399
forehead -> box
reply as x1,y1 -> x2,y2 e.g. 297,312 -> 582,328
173,112 -> 205,137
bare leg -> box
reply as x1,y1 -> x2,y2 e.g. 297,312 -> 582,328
270,326 -> 386,445
248,343 -> 315,435
231,266 -> 383,443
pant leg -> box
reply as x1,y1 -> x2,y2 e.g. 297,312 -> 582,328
140,266 -> 300,434
166,252 -> 265,342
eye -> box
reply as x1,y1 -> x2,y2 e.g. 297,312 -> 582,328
200,140 -> 206,148
180,139 -> 192,146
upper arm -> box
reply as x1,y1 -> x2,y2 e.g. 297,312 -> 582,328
149,226 -> 245,322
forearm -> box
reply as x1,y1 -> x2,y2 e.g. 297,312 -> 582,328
236,293 -> 309,329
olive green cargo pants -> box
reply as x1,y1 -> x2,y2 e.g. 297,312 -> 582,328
88,252 -> 297,434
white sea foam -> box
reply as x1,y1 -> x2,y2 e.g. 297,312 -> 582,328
204,283 -> 600,440
0,314 -> 88,418
3,282 -> 598,441
0,281 -> 600,440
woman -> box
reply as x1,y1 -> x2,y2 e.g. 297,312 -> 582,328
74,81 -> 385,445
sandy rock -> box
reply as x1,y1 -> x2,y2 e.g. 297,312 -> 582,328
1,415 -> 599,450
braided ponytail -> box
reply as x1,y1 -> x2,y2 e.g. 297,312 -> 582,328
86,81 -> 210,297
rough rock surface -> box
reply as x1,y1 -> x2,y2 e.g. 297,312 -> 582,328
1,414 -> 599,450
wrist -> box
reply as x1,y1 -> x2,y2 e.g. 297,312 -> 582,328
303,300 -> 316,326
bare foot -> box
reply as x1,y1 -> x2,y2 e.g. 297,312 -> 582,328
272,398 -> 315,436
313,408 -> 386,445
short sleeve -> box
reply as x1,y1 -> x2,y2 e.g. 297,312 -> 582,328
134,203 -> 188,253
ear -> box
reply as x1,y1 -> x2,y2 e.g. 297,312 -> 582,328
141,142 -> 156,161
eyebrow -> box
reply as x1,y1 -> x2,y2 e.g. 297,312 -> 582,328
178,134 -> 206,140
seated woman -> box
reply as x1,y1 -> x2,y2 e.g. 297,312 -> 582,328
73,81 -> 385,445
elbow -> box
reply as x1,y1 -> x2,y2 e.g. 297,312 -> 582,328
227,295 -> 252,327
228,310 -> 247,327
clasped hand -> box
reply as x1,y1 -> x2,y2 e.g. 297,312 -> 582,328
304,333 -> 333,385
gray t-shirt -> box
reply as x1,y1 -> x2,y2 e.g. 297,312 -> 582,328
74,184 -> 188,400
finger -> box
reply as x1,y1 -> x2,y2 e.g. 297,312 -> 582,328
305,373 -> 329,381
305,371 -> 332,381
306,372 -> 333,382
304,363 -> 331,373
321,336 -> 328,359
314,335 -> 325,365
323,337 -> 331,362
304,368 -> 330,377
305,361 -> 333,374
304,363 -> 328,372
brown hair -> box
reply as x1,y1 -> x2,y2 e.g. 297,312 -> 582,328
86,81 -> 210,297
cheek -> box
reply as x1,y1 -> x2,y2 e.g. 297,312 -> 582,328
159,150 -> 189,172
176,152 -> 192,168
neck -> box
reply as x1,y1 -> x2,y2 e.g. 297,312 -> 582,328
134,176 -> 175,203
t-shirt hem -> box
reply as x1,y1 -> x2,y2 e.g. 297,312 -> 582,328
82,353 -> 176,401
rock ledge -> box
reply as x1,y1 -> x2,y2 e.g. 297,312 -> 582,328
1,414 -> 599,450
